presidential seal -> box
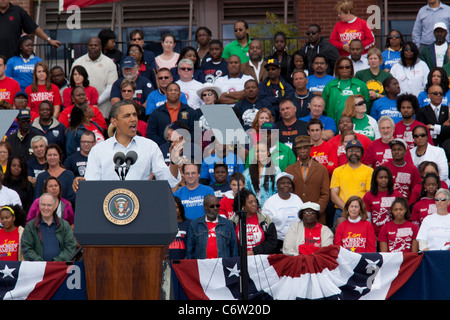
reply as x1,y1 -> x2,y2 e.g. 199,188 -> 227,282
103,188 -> 140,225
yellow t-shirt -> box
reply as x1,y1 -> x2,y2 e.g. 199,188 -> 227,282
330,163 -> 373,203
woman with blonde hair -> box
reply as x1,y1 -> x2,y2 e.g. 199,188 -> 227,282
341,94 -> 379,141
329,0 -> 375,57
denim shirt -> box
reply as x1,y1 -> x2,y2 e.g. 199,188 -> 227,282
186,215 -> 238,259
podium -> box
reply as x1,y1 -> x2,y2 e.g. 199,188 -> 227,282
74,180 -> 177,300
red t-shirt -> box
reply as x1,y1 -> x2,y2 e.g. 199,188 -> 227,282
84,121 -> 105,143
393,120 -> 434,149
62,85 -> 99,109
236,214 -> 265,251
58,104 -> 107,130
311,141 -> 338,175
298,222 -> 323,255
410,197 -> 437,227
378,220 -> 419,252
206,221 -> 218,259
25,83 -> 62,113
219,196 -> 235,219
334,219 -> 376,253
0,76 -> 20,105
0,228 -> 19,261
385,160 -> 422,199
363,190 -> 403,236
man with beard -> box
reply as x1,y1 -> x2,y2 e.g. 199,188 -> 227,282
330,139 -> 373,224
186,194 -> 238,259
393,93 -> 434,149
222,20 -> 251,64
110,56 -> 154,106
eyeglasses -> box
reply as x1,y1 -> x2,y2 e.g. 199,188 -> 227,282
158,76 -> 170,80
121,89 -> 133,93
413,133 -> 427,138
202,92 -> 214,97
355,100 -> 366,106
338,65 -> 351,70
306,31 -> 317,36
430,91 -> 443,96
435,197 -> 448,202
179,67 -> 193,71
208,204 -> 221,209
131,38 -> 142,41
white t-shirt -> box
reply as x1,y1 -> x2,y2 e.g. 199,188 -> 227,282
435,42 -> 448,67
176,79 -> 204,109
417,213 -> 450,250
261,193 -> 303,241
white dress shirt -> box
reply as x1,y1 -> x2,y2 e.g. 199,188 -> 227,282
84,135 -> 180,188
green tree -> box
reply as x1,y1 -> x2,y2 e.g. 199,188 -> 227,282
248,12 -> 299,56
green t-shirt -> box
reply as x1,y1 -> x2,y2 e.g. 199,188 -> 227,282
222,38 -> 251,63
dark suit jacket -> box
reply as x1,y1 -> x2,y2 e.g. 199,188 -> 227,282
241,60 -> 268,84
415,103 -> 450,145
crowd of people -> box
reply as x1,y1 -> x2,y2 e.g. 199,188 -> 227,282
1,0 -> 450,286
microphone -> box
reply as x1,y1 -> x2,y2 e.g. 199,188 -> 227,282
113,152 -> 126,180
123,151 -> 138,178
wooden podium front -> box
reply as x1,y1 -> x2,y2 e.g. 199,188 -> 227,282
82,246 -> 166,300
74,181 -> 177,300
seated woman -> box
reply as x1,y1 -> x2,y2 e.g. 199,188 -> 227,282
243,141 -> 280,208
3,156 -> 34,213
62,65 -> 99,109
334,195 -> 376,253
34,144 -> 76,206
283,201 -> 334,255
26,176 -> 74,226
417,188 -> 450,251
230,189 -> 278,255
262,172 -> 303,252
0,205 -> 26,261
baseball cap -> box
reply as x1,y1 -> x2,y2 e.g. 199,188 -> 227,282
17,109 -> 31,120
121,56 -> 137,69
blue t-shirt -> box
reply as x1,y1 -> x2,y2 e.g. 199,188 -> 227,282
370,96 -> 402,123
299,114 -> 337,134
380,49 -> 401,71
6,55 -> 43,91
145,89 -> 188,115
173,184 -> 215,220
200,152 -> 245,184
307,74 -> 335,93
417,90 -> 450,108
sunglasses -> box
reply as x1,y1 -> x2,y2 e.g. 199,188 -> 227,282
202,92 -> 214,97
131,38 -> 142,41
413,133 -> 427,138
388,35 -> 401,39
179,67 -> 193,71
306,31 -> 317,36
355,100 -> 366,106
430,91 -> 443,96
338,65 -> 351,70
158,76 -> 170,80
121,89 -> 133,93
208,204 -> 220,209
435,197 -> 448,202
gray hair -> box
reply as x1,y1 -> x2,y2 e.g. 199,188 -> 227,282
178,58 -> 194,69
378,115 -> 395,128
39,192 -> 57,206
436,188 -> 450,200
30,135 -> 48,148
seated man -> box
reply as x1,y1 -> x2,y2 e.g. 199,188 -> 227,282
186,194 -> 238,259
21,193 -> 77,261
